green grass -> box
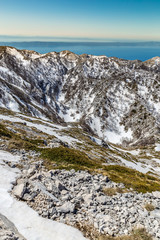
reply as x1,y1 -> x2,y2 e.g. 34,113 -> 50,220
0,122 -> 44,151
1,121 -> 160,194
7,137 -> 40,151
103,165 -> 160,193
0,123 -> 12,138
40,146 -> 102,171
39,148 -> 160,193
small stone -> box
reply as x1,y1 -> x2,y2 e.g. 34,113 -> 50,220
152,191 -> 160,198
55,180 -> 67,191
129,217 -> 136,223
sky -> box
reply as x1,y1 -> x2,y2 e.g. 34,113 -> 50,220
0,0 -> 160,41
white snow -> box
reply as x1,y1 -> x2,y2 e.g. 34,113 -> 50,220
105,130 -> 122,144
151,57 -> 160,65
17,113 -> 65,130
128,149 -> 140,155
114,147 -> 140,156
0,66 -> 10,73
91,55 -> 107,59
0,150 -> 21,164
59,107 -> 82,123
153,102 -> 160,113
29,53 -> 41,60
89,136 -> 102,145
6,47 -> 30,67
0,150 -> 87,240
0,114 -> 81,145
90,116 -> 103,138
89,111 -> 133,144
115,155 -> 151,174
8,101 -> 20,112
138,85 -> 149,95
115,154 -> 160,175
105,126 -> 133,144
152,158 -> 160,165
6,48 -> 24,61
123,149 -> 140,156
155,144 -> 160,151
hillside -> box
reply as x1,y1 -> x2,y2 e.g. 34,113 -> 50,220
0,46 -> 159,146
0,47 -> 160,240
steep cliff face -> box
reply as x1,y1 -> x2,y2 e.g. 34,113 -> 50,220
0,46 -> 159,145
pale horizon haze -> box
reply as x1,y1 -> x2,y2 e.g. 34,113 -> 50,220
0,0 -> 160,41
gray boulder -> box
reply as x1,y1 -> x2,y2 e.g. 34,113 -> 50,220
13,183 -> 26,199
57,202 -> 76,214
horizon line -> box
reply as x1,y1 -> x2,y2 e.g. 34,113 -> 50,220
1,35 -> 160,43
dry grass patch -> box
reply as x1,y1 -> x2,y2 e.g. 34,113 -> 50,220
144,203 -> 155,212
0,107 -> 15,116
75,222 -> 152,240
103,165 -> 160,193
40,146 -> 102,171
103,187 -> 127,196
0,123 -> 12,138
98,228 -> 152,240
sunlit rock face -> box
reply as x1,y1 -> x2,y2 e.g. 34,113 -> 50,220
0,46 -> 159,145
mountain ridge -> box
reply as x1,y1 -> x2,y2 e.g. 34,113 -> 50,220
0,46 -> 160,146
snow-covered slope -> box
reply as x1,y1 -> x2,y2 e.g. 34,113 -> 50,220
0,150 -> 87,240
0,46 -> 159,145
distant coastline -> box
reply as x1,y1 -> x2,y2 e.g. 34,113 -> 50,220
0,41 -> 160,61
1,41 -> 160,46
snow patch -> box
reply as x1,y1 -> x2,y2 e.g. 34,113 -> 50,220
155,144 -> 160,152
6,48 -> 24,61
8,101 -> 19,112
59,108 -> 82,123
89,116 -> 103,138
104,126 -> 133,144
0,114 -> 81,145
0,150 -> 87,240
116,155 -> 151,174
114,147 -> 140,156
89,136 -> 102,145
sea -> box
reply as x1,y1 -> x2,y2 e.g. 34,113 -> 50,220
0,41 -> 160,61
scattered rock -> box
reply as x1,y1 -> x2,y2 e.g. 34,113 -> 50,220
57,202 -> 76,214
10,152 -> 160,239
0,213 -> 26,240
13,183 -> 26,199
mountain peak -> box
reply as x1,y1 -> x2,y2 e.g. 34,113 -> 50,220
0,46 -> 159,146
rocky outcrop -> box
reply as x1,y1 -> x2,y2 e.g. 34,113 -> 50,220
0,213 -> 26,240
0,46 -> 160,145
12,158 -> 160,239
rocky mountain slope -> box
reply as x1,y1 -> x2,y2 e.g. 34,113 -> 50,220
0,107 -> 160,239
0,46 -> 159,146
0,110 -> 160,240
0,45 -> 160,239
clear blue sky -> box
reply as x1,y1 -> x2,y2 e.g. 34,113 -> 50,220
0,0 -> 160,41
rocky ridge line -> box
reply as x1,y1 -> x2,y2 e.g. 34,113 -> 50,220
0,46 -> 160,146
